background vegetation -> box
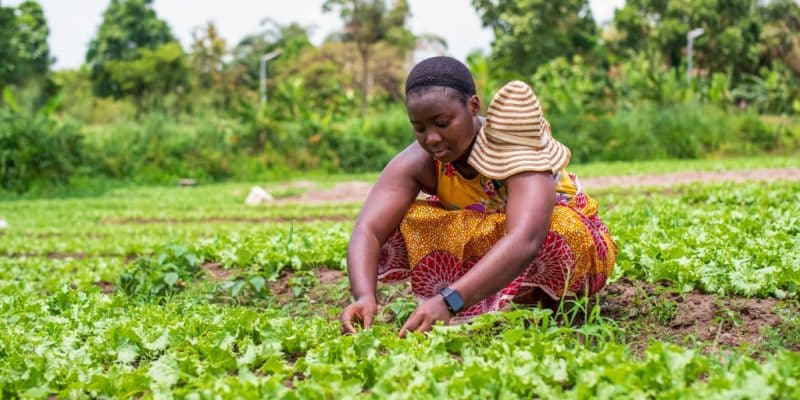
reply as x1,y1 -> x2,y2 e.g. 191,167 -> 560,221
2,0 -> 800,193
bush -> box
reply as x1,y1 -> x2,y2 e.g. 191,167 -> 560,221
0,93 -> 86,192
308,105 -> 410,173
732,113 -> 782,153
319,130 -> 396,172
551,102 -> 793,163
85,113 -> 240,182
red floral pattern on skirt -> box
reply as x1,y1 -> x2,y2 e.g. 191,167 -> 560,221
376,225 -> 612,320
376,229 -> 410,283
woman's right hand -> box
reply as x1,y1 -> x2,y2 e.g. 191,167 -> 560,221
340,296 -> 378,334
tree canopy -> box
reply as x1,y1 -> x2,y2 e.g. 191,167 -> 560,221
0,1 -> 51,87
472,0 -> 598,76
323,0 -> 414,114
85,0 -> 179,98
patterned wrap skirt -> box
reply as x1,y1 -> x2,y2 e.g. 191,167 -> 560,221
376,188 -> 617,320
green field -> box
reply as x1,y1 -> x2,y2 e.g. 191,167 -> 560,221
1,157 -> 799,398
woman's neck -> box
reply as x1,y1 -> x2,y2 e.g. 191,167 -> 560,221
450,115 -> 482,179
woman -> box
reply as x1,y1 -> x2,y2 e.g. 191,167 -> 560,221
340,57 -> 616,337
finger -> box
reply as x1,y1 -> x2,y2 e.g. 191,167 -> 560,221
363,310 -> 374,328
399,311 -> 420,338
342,320 -> 356,334
340,309 -> 356,334
417,318 -> 434,334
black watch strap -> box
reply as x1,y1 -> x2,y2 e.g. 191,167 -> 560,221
440,287 -> 465,314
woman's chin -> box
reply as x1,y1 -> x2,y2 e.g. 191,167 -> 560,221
433,149 -> 450,161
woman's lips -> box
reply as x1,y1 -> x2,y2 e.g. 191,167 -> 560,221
433,148 -> 448,158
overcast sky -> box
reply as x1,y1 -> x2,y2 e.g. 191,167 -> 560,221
6,0 -> 626,70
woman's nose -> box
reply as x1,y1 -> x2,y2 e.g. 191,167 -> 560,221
425,131 -> 442,147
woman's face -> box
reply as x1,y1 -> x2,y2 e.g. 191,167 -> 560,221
406,88 -> 480,163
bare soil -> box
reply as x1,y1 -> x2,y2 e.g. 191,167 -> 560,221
601,278 -> 788,352
267,267 -> 351,309
2,252 -> 134,260
93,280 -> 116,294
281,167 -> 800,204
103,215 -> 353,225
285,181 -> 373,204
581,167 -> 800,190
202,262 -> 235,281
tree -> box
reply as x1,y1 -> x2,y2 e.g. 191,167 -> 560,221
323,0 -> 413,114
610,0 -> 763,80
760,0 -> 800,76
0,1 -> 52,88
189,21 -> 245,108
85,0 -> 177,98
0,5 -> 19,87
104,42 -> 189,111
12,1 -> 51,79
190,22 -> 227,90
471,0 -> 598,77
231,19 -> 312,91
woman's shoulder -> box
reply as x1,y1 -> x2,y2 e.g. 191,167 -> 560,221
382,142 -> 437,193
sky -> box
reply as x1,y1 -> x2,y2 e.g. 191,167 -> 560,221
6,0 -> 626,70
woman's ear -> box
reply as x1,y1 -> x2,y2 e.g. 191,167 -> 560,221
468,95 -> 481,116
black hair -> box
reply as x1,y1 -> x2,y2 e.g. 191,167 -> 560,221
405,56 -> 476,106
406,86 -> 471,106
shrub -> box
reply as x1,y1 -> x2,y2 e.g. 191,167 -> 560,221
86,113 -> 240,182
0,91 -> 86,192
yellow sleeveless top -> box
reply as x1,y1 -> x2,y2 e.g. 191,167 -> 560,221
433,160 -> 578,213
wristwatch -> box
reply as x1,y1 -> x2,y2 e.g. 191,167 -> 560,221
439,287 -> 465,315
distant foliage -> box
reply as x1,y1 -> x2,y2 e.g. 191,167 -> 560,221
3,0 -> 800,192
0,1 -> 52,87
472,0 -> 598,77
85,0 -> 181,103
0,90 -> 84,192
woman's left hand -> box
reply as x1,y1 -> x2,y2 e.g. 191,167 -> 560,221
399,295 -> 452,337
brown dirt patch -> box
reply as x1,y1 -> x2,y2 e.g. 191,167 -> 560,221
283,181 -> 373,203
47,251 -> 89,260
103,215 -> 352,225
601,278 -> 785,351
268,267 -> 349,307
1,252 -> 137,261
269,270 -> 292,299
22,232 -> 108,239
581,167 -> 800,191
276,168 -> 800,204
93,280 -> 116,294
267,179 -> 318,192
317,267 -> 347,286
202,262 -> 236,281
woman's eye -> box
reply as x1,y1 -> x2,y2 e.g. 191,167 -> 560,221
435,120 -> 450,128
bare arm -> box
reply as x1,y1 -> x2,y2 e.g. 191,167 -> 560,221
341,143 -> 435,333
400,171 -> 554,336
449,171 -> 555,306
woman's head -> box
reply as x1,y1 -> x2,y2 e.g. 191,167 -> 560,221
404,57 -> 481,163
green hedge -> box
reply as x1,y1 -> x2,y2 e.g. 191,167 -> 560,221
1,102 -> 798,193
0,108 -> 85,192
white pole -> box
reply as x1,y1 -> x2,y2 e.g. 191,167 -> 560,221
687,28 -> 705,80
260,49 -> 283,104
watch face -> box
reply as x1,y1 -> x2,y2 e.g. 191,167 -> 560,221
442,288 -> 465,314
